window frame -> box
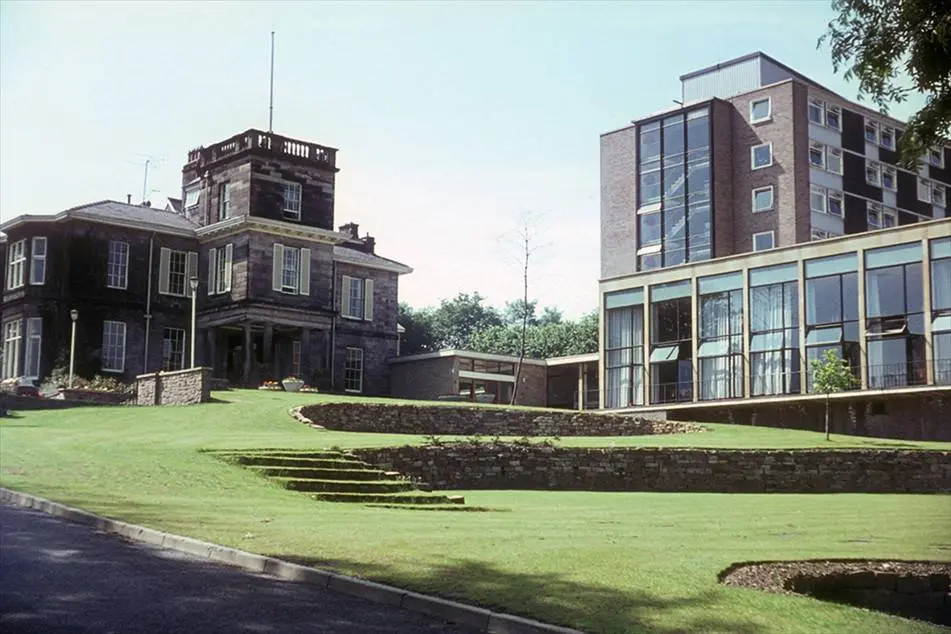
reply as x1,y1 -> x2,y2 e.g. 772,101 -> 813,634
283,182 -> 302,221
810,184 -> 827,214
880,126 -> 895,150
749,97 -> 772,124
218,182 -> 232,221
750,142 -> 773,170
918,178 -> 933,203
864,120 -> 880,144
881,166 -> 897,191
865,161 -> 881,187
6,239 -> 26,291
2,319 -> 22,380
808,98 -> 824,125
752,230 -> 775,252
929,147 -> 946,169
23,317 -> 42,379
825,104 -> 841,130
162,327 -> 186,372
107,240 -> 130,290
344,347 -> 364,393
808,142 -> 825,169
933,184 -> 946,207
827,148 -> 843,175
101,320 -> 127,373
29,237 -> 47,286
751,185 -> 774,213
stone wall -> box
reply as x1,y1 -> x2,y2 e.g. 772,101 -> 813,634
298,402 -> 701,437
135,367 -> 211,405
667,389 -> 951,441
351,445 -> 951,494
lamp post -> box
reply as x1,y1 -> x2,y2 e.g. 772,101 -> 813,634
189,277 -> 199,368
68,309 -> 79,388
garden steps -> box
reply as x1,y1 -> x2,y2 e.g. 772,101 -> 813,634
277,478 -> 418,494
215,448 -> 464,508
310,492 -> 463,505
252,467 -> 395,481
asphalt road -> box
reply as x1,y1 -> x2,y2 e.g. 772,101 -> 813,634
0,504 -> 475,634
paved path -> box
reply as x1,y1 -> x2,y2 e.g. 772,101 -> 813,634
0,504 -> 474,634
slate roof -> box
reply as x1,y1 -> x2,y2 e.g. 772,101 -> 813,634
0,200 -> 198,234
334,244 -> 412,274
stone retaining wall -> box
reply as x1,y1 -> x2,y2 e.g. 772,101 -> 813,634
298,403 -> 701,437
350,446 -> 951,494
135,367 -> 211,406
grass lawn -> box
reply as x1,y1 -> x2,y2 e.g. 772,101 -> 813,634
1,389 -> 948,633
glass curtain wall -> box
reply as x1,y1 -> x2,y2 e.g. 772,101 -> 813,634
650,280 -> 693,403
749,263 -> 800,395
865,242 -> 926,388
804,254 -> 860,391
636,107 -> 710,271
604,289 -> 645,407
932,238 -> 951,385
698,272 -> 743,399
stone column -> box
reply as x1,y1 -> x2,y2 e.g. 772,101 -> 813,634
300,328 -> 312,383
263,323 -> 274,379
243,323 -> 252,386
205,329 -> 217,375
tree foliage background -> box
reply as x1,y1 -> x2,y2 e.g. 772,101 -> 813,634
820,0 -> 950,167
397,293 -> 597,358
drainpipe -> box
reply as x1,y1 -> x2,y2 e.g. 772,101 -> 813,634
330,259 -> 337,389
143,233 -> 155,373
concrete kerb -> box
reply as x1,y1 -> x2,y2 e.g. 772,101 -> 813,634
0,488 -> 584,634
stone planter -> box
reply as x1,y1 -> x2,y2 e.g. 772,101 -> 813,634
282,378 -> 304,393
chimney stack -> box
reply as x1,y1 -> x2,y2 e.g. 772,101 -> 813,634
363,235 -> 375,254
127,194 -> 132,204
338,222 -> 360,240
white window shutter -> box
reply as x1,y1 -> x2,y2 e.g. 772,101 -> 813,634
272,243 -> 284,291
299,248 -> 311,295
207,248 -> 217,295
224,243 -> 233,292
363,278 -> 374,321
158,248 -> 171,295
187,251 -> 198,282
341,275 -> 352,317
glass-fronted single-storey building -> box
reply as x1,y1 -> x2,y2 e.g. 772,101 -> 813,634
599,218 -> 951,410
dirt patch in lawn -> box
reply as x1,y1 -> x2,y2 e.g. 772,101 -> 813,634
720,559 -> 951,626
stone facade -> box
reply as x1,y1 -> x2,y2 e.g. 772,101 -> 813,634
298,402 -> 701,436
352,445 -> 951,494
135,367 -> 211,405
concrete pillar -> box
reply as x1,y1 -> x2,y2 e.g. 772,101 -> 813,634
577,363 -> 584,411
742,264 -> 751,398
689,271 -> 698,403
642,291 -> 651,406
243,323 -> 252,386
857,246 -> 869,390
922,238 -> 934,385
797,259 -> 807,393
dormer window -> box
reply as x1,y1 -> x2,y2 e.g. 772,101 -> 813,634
184,187 -> 201,212
283,183 -> 302,221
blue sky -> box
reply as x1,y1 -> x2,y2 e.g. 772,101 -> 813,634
0,1 -> 923,318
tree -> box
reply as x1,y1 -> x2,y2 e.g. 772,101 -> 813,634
397,303 -> 436,355
820,0 -> 951,167
428,292 -> 502,350
810,349 -> 858,441
537,306 -> 563,326
503,299 -> 538,327
506,212 -> 544,405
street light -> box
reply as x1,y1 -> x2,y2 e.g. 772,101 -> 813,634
68,309 -> 79,388
189,277 -> 199,368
